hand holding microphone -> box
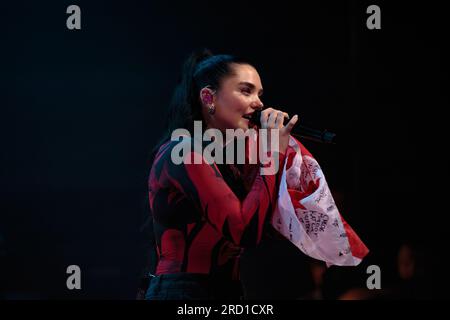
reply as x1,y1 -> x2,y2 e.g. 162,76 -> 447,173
255,107 -> 299,154
250,109 -> 337,145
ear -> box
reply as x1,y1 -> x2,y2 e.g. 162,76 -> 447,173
199,86 -> 215,107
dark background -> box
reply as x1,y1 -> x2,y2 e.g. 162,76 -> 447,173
1,0 -> 447,299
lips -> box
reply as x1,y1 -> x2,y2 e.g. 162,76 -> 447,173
242,112 -> 258,129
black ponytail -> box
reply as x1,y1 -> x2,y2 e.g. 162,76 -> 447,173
165,49 -> 213,139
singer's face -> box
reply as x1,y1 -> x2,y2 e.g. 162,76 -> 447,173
209,63 -> 263,131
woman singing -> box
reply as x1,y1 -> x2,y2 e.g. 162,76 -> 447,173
144,49 -> 298,300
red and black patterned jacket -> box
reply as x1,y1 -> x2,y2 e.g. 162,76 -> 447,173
148,137 -> 285,281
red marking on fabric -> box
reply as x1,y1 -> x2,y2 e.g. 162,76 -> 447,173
186,224 -> 221,273
340,214 -> 370,259
156,229 -> 185,274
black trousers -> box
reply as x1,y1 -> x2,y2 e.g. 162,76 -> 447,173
145,273 -> 243,300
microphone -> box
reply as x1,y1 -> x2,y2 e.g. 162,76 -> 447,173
249,110 -> 337,144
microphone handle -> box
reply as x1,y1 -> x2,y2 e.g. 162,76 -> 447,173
292,125 -> 336,144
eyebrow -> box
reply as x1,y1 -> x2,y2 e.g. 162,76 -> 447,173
238,81 -> 263,96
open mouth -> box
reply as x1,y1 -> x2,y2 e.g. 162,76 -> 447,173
242,113 -> 258,128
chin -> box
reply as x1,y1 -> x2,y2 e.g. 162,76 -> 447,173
237,120 -> 250,130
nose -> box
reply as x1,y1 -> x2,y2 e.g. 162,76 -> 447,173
251,97 -> 264,110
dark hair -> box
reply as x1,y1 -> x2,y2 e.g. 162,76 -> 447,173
151,48 -> 254,159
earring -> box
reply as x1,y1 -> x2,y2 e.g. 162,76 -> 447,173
208,104 -> 216,115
